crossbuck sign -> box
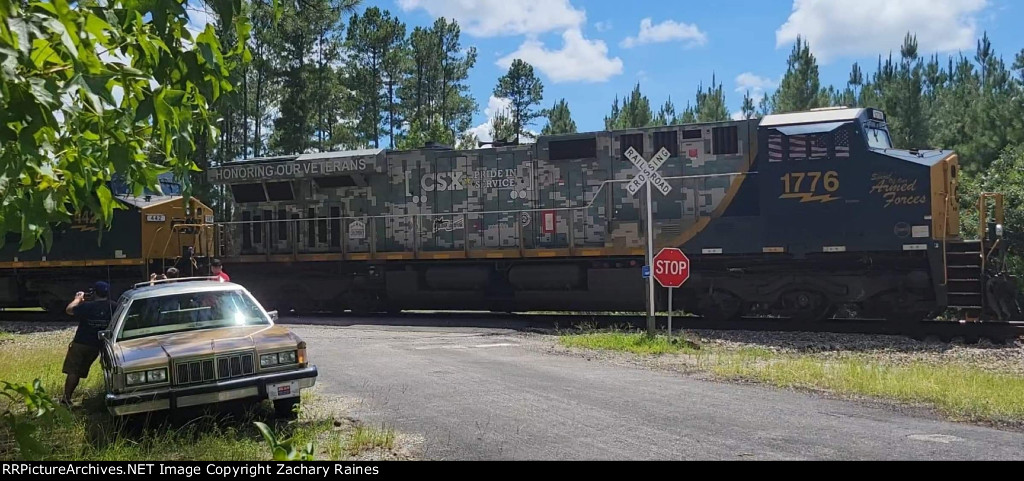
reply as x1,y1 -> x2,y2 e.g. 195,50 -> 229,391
624,146 -> 674,335
625,147 -> 672,196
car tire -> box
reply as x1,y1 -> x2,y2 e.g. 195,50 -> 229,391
273,398 -> 299,419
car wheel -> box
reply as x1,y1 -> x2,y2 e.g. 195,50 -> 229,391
273,398 -> 300,419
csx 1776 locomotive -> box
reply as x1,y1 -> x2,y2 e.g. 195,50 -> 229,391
148,108 -> 1019,322
8,105 -> 1015,323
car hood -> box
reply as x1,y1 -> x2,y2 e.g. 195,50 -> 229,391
114,325 -> 298,368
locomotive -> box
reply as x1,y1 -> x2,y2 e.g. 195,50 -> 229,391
1,107 -> 1019,323
202,107 -> 1020,323
0,173 -> 215,312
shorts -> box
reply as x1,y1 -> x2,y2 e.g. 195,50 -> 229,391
62,343 -> 100,378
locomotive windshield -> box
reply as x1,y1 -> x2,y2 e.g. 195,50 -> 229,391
110,172 -> 182,197
864,123 -> 893,149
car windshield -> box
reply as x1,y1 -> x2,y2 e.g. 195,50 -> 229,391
118,289 -> 269,340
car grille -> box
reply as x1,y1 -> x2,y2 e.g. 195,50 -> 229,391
174,352 -> 255,386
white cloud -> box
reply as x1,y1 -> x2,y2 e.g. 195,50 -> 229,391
731,111 -> 746,121
776,0 -> 988,63
467,96 -> 513,143
734,72 -> 777,102
594,21 -> 612,32
498,29 -> 623,83
398,0 -> 585,37
620,18 -> 707,49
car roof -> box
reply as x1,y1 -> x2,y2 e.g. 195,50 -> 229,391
121,280 -> 245,301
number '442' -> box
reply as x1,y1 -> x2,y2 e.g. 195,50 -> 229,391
779,171 -> 841,203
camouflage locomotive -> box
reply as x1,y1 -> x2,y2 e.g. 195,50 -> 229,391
0,173 -> 216,312
200,107 -> 1020,322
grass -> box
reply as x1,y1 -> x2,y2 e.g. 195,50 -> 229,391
559,330 -> 1024,426
0,330 -> 12,343
559,331 -> 697,355
0,329 -> 397,461
343,424 -> 396,457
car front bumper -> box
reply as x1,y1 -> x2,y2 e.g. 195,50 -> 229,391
105,365 -> 318,416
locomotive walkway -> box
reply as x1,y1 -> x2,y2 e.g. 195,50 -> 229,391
288,319 -> 1024,460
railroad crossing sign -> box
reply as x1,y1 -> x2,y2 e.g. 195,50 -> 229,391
624,145 -> 675,335
625,147 -> 673,197
653,248 -> 690,288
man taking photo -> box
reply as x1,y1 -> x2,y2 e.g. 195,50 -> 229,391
61,281 -> 116,406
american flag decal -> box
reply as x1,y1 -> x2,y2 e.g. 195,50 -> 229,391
789,135 -> 808,159
835,128 -> 850,158
811,134 -> 829,160
768,134 -> 783,162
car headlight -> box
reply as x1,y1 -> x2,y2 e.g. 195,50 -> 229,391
279,351 -> 297,364
126,368 -> 167,386
260,353 -> 279,367
126,371 -> 147,386
147,368 -> 167,383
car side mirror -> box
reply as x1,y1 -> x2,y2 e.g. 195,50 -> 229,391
267,310 -> 278,322
98,330 -> 112,341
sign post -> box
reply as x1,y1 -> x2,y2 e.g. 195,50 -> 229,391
653,247 -> 691,338
624,147 -> 672,336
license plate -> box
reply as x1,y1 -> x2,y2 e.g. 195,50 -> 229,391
267,381 -> 299,400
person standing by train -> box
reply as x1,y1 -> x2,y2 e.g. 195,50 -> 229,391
61,281 -> 116,406
211,258 -> 230,282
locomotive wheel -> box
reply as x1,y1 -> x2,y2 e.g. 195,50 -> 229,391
700,290 -> 744,322
779,290 -> 835,322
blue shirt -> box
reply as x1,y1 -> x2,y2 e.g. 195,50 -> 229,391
71,300 -> 116,347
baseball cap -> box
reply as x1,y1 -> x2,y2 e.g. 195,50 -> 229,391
94,281 -> 110,296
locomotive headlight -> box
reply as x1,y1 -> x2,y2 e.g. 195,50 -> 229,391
996,224 -> 1004,237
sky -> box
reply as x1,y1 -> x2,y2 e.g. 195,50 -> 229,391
188,0 -> 1024,142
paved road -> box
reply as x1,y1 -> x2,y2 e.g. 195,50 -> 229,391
287,319 -> 1024,460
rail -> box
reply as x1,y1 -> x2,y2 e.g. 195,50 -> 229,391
210,171 -> 758,259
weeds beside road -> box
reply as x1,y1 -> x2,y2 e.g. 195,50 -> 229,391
0,329 -> 416,461
558,329 -> 1024,428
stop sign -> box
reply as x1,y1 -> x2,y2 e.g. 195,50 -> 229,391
653,248 -> 690,288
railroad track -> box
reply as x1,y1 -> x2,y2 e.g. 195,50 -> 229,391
3,309 -> 1022,344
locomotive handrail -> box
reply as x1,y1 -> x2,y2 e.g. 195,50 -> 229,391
211,171 -> 760,225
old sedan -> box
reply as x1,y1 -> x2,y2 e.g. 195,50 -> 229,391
98,277 -> 317,417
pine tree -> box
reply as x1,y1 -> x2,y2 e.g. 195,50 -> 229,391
541,99 -> 577,135
494,59 -> 544,142
694,74 -> 729,122
490,108 -> 518,143
740,91 -> 757,120
770,36 -> 826,113
653,97 -> 678,126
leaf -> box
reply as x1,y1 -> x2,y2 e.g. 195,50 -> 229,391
96,184 -> 113,224
254,421 -> 277,446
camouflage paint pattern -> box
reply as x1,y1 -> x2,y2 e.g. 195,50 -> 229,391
208,119 -> 759,257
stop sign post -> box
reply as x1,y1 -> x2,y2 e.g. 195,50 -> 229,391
653,248 -> 690,337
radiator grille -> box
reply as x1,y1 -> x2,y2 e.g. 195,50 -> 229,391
174,352 -> 254,385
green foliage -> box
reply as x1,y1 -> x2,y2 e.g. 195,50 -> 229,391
399,18 -> 477,146
769,36 -> 827,113
0,0 -> 248,251
541,98 -> 577,135
693,74 -> 729,122
494,59 -> 544,142
254,421 -> 315,461
489,108 -> 517,143
653,97 -> 678,126
958,146 -> 1024,279
1,379 -> 71,460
